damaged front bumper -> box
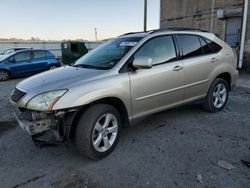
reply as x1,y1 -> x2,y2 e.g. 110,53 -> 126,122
14,107 -> 58,135
13,107 -> 78,145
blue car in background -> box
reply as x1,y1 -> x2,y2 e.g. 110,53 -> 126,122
0,47 -> 32,55
0,49 -> 61,81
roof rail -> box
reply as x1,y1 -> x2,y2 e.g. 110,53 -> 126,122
119,28 -> 209,37
151,28 -> 209,33
119,31 -> 150,37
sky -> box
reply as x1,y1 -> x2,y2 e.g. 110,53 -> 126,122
0,0 -> 160,41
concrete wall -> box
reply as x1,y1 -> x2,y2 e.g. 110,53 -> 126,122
160,0 -> 243,39
160,0 -> 250,70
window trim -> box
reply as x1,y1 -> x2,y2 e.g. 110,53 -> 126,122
119,34 -> 178,73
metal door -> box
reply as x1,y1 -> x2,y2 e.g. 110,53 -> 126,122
225,17 -> 242,47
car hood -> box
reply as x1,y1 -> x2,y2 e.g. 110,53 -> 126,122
17,66 -> 109,93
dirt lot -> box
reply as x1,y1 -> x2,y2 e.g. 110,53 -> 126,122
0,78 -> 250,188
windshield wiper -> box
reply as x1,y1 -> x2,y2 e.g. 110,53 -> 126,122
73,64 -> 106,70
73,64 -> 94,69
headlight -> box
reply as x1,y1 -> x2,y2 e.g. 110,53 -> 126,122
26,90 -> 67,111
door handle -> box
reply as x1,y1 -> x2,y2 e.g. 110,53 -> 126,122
211,58 -> 217,63
172,65 -> 183,71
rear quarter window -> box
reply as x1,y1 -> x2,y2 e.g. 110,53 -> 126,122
47,51 -> 55,58
203,37 -> 222,53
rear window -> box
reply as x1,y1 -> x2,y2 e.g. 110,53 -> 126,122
33,51 -> 46,59
178,35 -> 203,59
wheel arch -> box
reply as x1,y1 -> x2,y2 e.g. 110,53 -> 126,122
68,96 -> 130,139
215,72 -> 231,90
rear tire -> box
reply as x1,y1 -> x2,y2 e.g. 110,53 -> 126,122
0,70 -> 10,81
203,78 -> 229,112
75,104 -> 121,160
49,64 -> 57,69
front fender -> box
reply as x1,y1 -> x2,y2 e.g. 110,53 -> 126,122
53,73 -> 132,117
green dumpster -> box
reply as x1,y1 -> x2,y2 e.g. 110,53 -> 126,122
61,41 -> 88,64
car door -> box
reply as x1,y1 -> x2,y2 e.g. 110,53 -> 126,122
177,34 -> 218,101
8,51 -> 32,76
129,35 -> 185,119
30,50 -> 49,73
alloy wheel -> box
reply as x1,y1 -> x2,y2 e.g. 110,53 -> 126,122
212,83 -> 227,108
0,71 -> 8,81
92,113 -> 118,152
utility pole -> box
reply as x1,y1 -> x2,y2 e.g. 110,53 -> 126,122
239,0 -> 249,68
144,0 -> 147,31
95,28 -> 97,41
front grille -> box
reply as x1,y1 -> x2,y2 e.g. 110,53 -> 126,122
11,88 -> 26,102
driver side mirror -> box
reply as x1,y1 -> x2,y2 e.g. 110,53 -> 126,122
132,57 -> 152,69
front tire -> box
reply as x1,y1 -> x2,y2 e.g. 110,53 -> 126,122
75,104 -> 121,160
203,78 -> 229,112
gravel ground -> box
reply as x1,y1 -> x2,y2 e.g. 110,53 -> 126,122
0,78 -> 250,188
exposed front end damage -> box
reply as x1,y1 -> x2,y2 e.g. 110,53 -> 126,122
13,107 -> 77,146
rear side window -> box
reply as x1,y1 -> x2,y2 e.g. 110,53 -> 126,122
134,35 -> 177,65
33,51 -> 46,59
178,35 -> 203,59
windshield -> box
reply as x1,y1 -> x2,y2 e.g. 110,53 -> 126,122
0,53 -> 13,61
74,37 -> 142,69
1,49 -> 15,55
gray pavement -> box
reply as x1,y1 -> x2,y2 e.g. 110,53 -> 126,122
237,74 -> 250,89
0,76 -> 250,188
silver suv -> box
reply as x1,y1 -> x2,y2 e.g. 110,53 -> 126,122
11,29 -> 238,160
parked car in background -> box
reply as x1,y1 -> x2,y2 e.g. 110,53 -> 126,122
0,49 -> 61,81
11,29 -> 238,160
0,47 -> 32,55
